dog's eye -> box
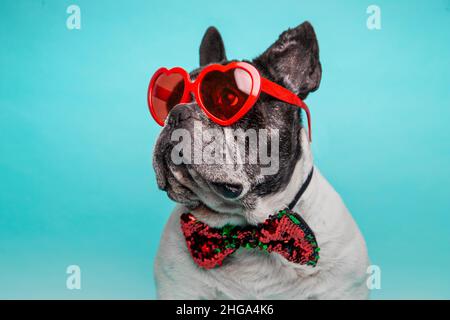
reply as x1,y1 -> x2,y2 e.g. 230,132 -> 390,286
218,88 -> 239,107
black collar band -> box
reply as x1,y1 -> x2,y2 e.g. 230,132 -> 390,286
287,167 -> 314,210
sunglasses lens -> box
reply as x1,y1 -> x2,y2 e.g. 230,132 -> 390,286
150,72 -> 185,124
199,68 -> 252,121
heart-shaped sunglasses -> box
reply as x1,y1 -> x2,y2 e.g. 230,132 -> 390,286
147,62 -> 312,141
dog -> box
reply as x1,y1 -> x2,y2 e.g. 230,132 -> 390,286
152,22 -> 369,299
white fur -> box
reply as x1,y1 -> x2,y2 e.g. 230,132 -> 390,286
154,129 -> 369,299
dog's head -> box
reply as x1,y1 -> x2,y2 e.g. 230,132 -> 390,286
153,22 -> 321,226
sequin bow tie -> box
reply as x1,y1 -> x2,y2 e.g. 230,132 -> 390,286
180,209 -> 320,269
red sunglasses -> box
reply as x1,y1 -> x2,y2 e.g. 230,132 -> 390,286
147,61 -> 312,141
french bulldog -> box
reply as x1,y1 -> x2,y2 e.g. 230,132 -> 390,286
152,21 -> 369,299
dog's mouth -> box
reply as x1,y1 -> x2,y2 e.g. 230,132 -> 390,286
187,201 -> 219,214
176,165 -> 244,208
163,159 -> 251,225
209,181 -> 243,199
186,199 -> 249,227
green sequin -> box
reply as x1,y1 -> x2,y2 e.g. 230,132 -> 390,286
222,224 -> 234,236
288,214 -> 301,225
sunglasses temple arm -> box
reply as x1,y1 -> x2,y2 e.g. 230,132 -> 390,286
260,78 -> 312,142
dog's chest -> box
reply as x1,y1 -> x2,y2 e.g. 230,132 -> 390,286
209,249 -> 321,299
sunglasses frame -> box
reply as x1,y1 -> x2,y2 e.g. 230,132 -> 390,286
147,61 -> 312,141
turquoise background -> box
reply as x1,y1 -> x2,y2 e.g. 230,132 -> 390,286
0,0 -> 449,299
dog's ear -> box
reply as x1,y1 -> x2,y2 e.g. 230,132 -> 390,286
199,26 -> 227,66
253,21 -> 321,99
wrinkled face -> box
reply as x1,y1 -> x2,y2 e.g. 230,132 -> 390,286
153,22 -> 322,225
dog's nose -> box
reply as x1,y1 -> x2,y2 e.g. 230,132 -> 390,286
210,182 -> 243,199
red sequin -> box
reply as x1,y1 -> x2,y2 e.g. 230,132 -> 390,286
180,209 -> 320,269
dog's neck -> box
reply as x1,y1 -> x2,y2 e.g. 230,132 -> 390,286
246,128 -> 314,224
287,167 -> 314,211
